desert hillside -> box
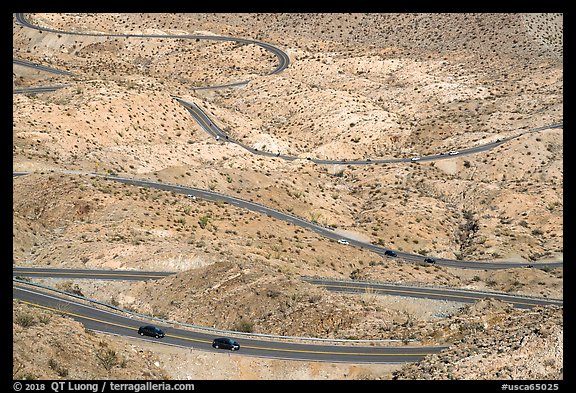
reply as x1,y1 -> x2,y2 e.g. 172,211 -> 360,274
13,300 -> 401,380
13,13 -> 562,380
13,297 -> 562,380
13,300 -> 169,380
393,299 -> 563,380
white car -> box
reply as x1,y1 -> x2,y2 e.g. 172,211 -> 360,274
411,156 -> 421,161
186,195 -> 197,200
448,151 -> 459,155
337,239 -> 350,245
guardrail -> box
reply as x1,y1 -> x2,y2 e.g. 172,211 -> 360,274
13,278 -> 419,344
301,275 -> 564,303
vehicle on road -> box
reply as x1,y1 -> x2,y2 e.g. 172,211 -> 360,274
411,157 -> 421,161
424,257 -> 436,264
337,239 -> 350,245
212,337 -> 240,351
138,325 -> 165,339
384,250 -> 397,257
186,194 -> 196,200
448,151 -> 459,155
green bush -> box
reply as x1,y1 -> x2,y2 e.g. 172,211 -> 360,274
232,318 -> 254,333
96,349 -> 118,371
15,314 -> 35,328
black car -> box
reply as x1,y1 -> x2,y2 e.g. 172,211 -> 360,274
212,337 -> 240,351
424,257 -> 436,264
384,250 -> 397,257
138,325 -> 165,339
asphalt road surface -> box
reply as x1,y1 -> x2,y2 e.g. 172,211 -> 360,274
69,173 -> 567,270
12,170 -> 563,270
13,267 -> 563,309
13,282 -> 447,364
176,97 -> 562,166
13,13 -> 563,364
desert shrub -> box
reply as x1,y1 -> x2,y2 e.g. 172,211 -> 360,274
96,349 -> 118,371
198,215 -> 210,229
15,314 -> 35,327
232,318 -> 254,333
48,358 -> 69,377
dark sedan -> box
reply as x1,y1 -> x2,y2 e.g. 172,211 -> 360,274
138,325 -> 165,339
212,337 -> 240,351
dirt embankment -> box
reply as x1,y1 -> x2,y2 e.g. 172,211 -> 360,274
13,13 -> 563,380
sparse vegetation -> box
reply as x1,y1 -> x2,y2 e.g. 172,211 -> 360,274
12,12 -> 562,381
198,215 -> 210,229
48,358 -> 69,377
15,313 -> 36,327
96,348 -> 119,371
231,318 -> 254,333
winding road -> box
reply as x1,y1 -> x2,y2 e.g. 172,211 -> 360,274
15,282 -> 446,364
176,96 -> 563,165
13,267 -> 563,310
13,13 -> 563,364
13,170 -> 563,270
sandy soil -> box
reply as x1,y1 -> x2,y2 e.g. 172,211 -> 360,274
13,13 -> 562,380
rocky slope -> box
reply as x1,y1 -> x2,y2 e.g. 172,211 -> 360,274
393,299 -> 563,380
13,13 -> 563,380
13,300 -> 169,380
12,300 -> 402,380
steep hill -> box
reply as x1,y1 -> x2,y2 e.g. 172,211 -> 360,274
13,13 -> 563,380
